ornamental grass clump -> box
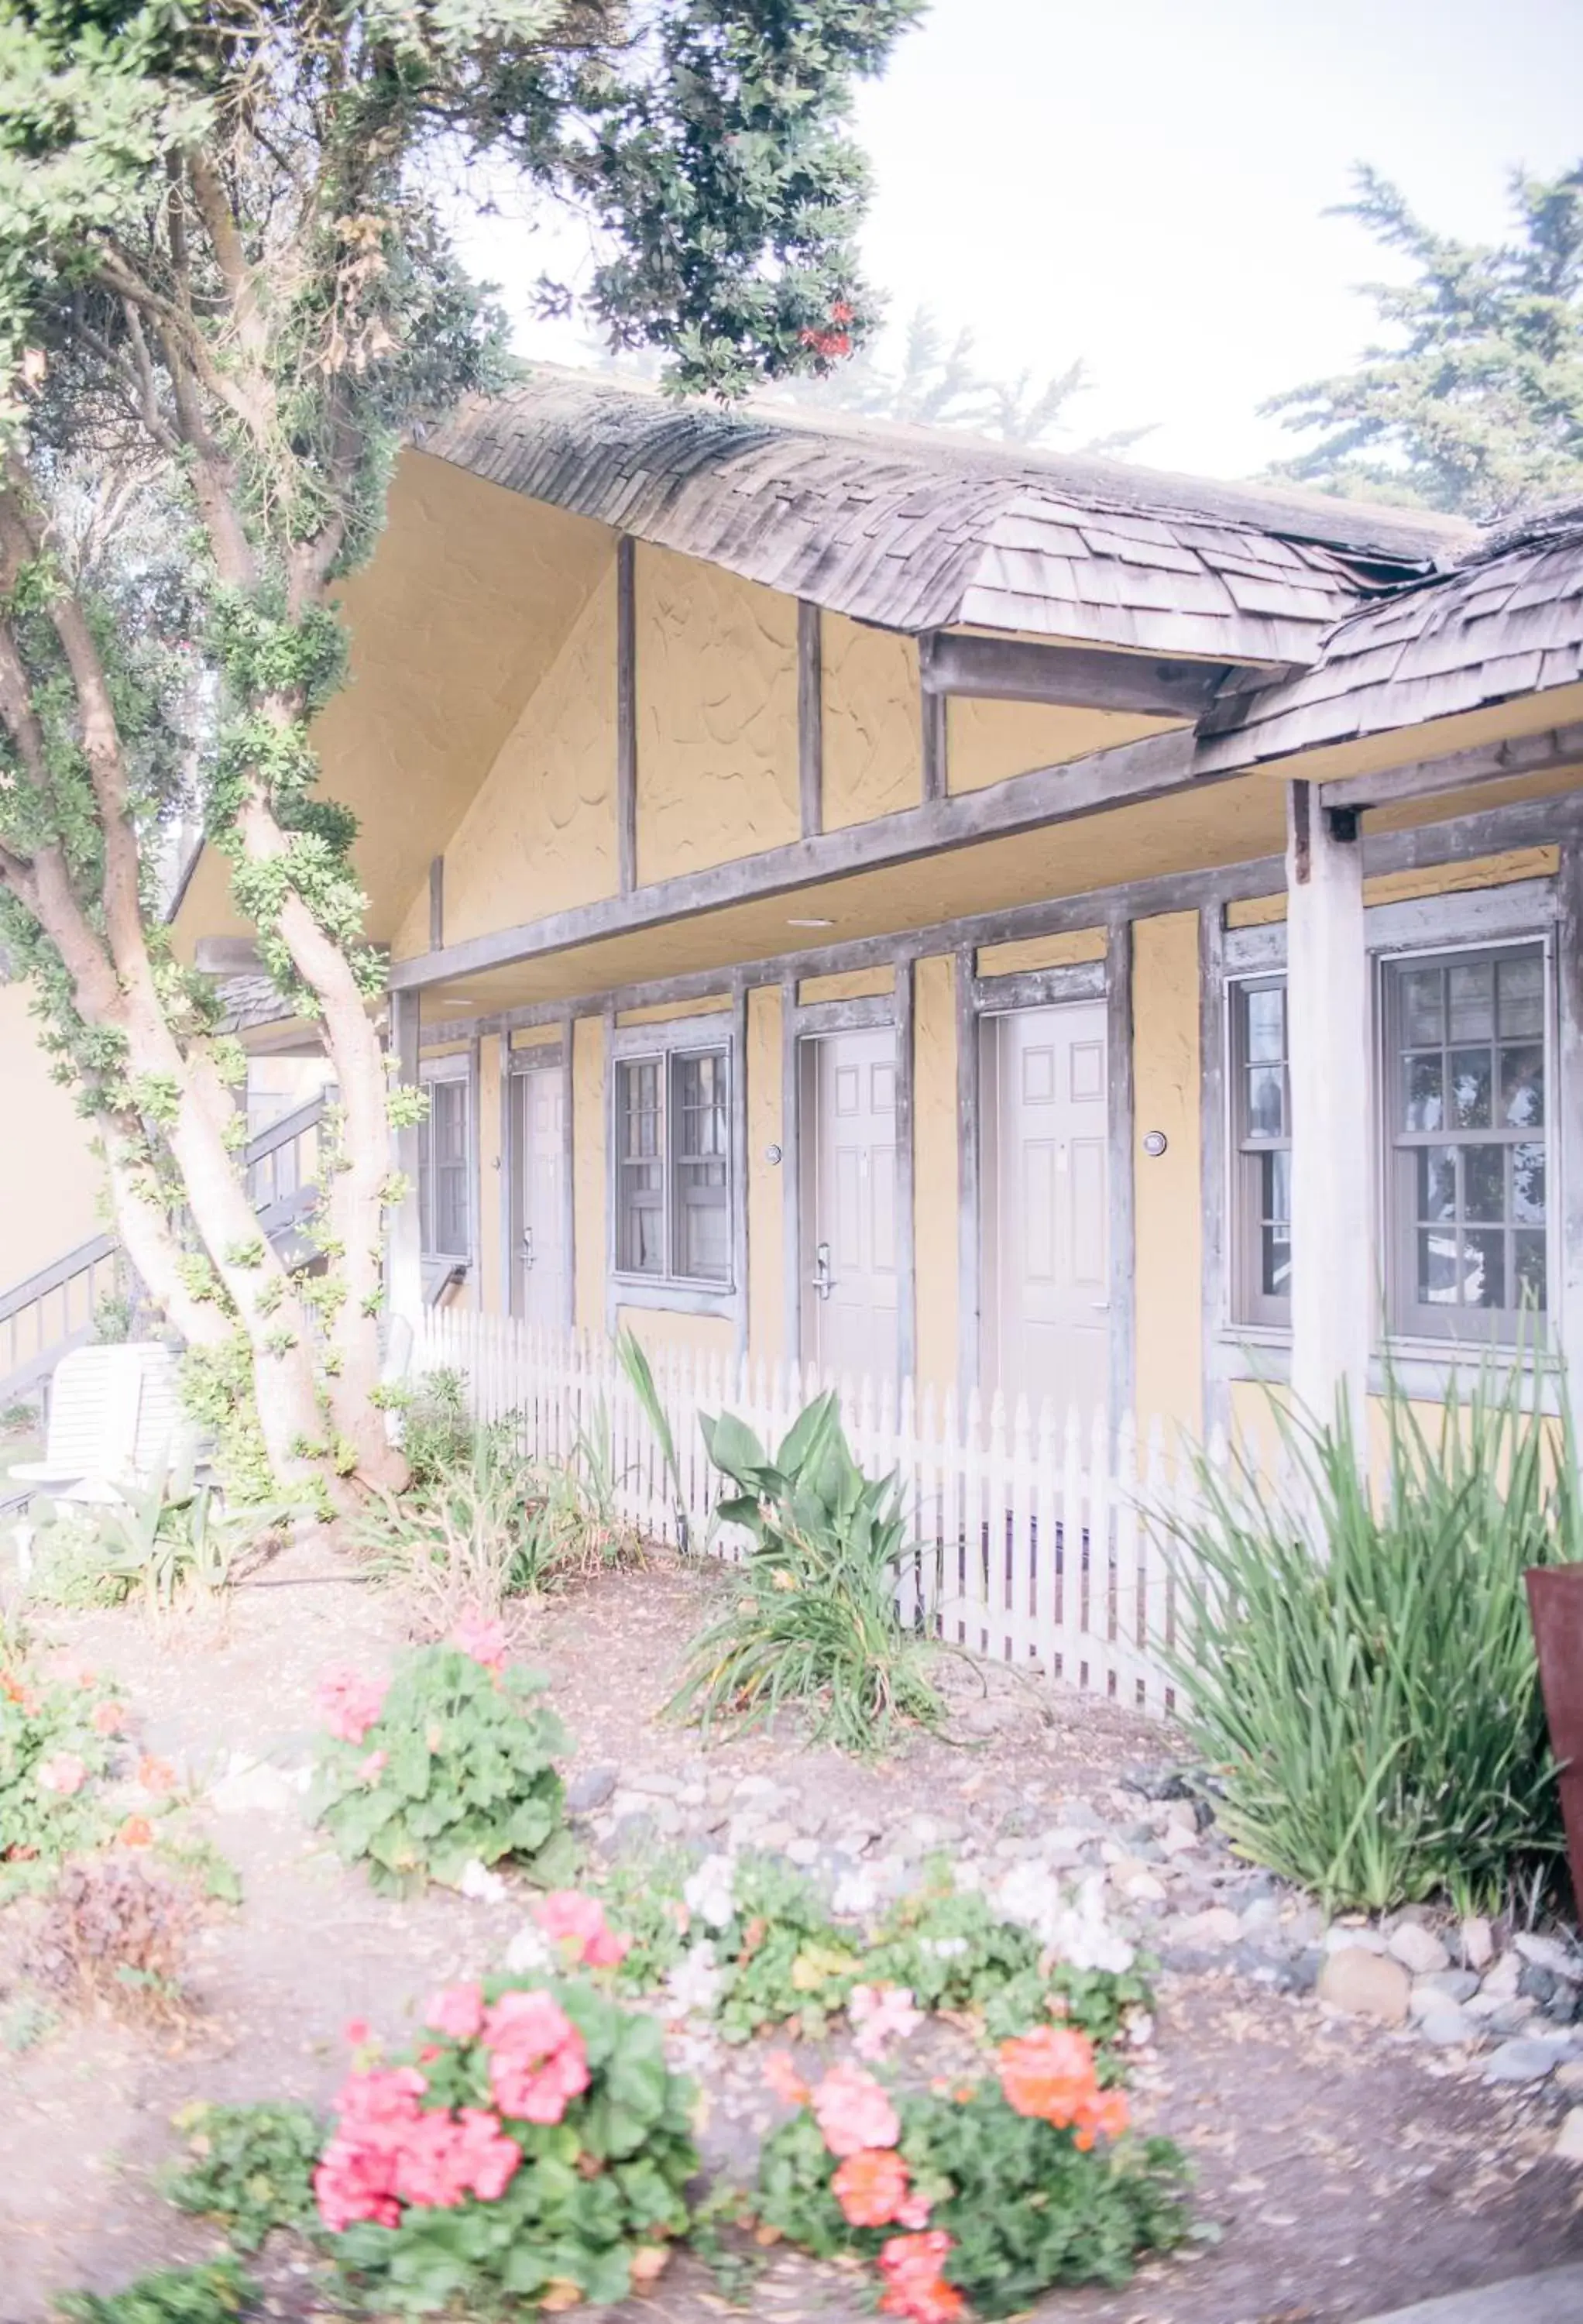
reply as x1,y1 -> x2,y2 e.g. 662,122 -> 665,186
1165,1367 -> 1581,1913
755,2032 -> 1190,2320
311,1619 -> 575,1897
316,1954 -> 698,2314
670,1393 -> 944,1755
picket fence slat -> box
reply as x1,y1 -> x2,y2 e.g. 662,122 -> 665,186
413,1312 -> 1193,1716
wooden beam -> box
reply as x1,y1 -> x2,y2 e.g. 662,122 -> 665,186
429,855 -> 445,951
387,986 -> 424,1332
1105,918 -> 1135,1428
920,629 -> 1224,719
616,536 -> 637,895
921,682 -> 947,802
895,955 -> 916,1384
390,724 -> 1197,992
1319,720 -> 1583,813
798,600 -> 823,838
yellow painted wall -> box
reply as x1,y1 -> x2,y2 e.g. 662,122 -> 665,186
977,928 -> 1107,976
477,1036 -> 503,1315
0,982 -> 105,1297
912,956 -> 959,1393
392,564 -> 621,962
1226,846 -> 1559,927
821,615 -> 922,829
798,967 -> 895,1004
1131,913 -> 1203,1439
636,544 -> 800,882
510,1024 -> 563,1051
616,1305 -> 734,1363
948,697 -> 1178,793
572,1015 -> 606,1333
616,995 -> 732,1027
747,985 -> 786,1367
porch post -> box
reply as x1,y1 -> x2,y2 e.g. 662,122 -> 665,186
1286,780 -> 1371,1448
388,986 -> 423,1339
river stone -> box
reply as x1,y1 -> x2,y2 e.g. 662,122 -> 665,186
1484,2037 -> 1562,2084
1411,1969 -> 1479,2008
1516,1932 -> 1583,1982
1171,1906 -> 1242,1949
1557,2108 -> 1583,2162
1389,1923 -> 1451,1976
1419,2006 -> 1477,2047
1317,1947 -> 1411,2026
1324,1924 -> 1387,1957
1460,1916 -> 1495,1972
566,1765 -> 619,1816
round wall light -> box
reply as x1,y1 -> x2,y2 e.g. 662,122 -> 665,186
1142,1130 -> 1169,1158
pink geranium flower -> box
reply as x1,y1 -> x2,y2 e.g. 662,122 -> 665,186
424,1982 -> 486,2041
450,1611 -> 509,1671
850,1982 -> 925,2061
481,1989 -> 589,2125
763,2049 -> 811,2108
36,1752 -> 87,1797
811,2062 -> 901,2158
90,1699 -> 125,1736
357,1748 -> 388,1784
316,1666 -> 387,1745
534,1889 -> 632,1970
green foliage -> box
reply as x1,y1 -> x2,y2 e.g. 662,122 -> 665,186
615,1329 -> 688,1549
313,1644 -> 575,1896
713,1854 -> 863,2043
1266,161 -> 1583,518
53,2261 -> 256,2324
85,1461 -> 294,1611
592,1851 -> 693,1995
756,2085 -> 1192,2317
670,1393 -> 944,1754
1165,1369 -> 1581,1913
164,2102 -> 325,2252
328,1976 -> 699,2315
179,1339 -> 277,1508
0,1651 -> 114,1883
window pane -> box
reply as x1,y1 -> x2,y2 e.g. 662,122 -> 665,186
672,1052 -> 730,1284
1513,1141 -> 1546,1226
1246,1065 -> 1286,1138
1499,955 -> 1544,1038
1401,968 -> 1444,1045
1417,1227 -> 1460,1306
1447,959 -> 1495,1041
1461,1229 -> 1505,1311
1416,1146 -> 1457,1222
616,1060 -> 664,1274
1448,1048 -> 1492,1129
1402,1054 -> 1443,1131
1245,986 -> 1285,1063
1462,1144 -> 1504,1225
424,1081 -> 470,1257
1260,1150 -> 1291,1297
1501,1043 -> 1544,1129
1514,1231 -> 1547,1312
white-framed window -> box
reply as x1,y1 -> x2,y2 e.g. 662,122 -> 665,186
613,1042 -> 732,1288
419,1059 -> 472,1263
1382,941 -> 1548,1344
1225,934 -> 1552,1348
1229,977 -> 1292,1329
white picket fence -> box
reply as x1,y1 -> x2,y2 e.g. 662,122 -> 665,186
414,1310 -> 1206,1717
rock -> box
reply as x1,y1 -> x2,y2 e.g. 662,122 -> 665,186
1120,1764 -> 1191,1802
1419,2007 -> 1478,2047
735,1776 -> 781,1800
1159,1824 -> 1200,1857
1479,1951 -> 1523,2001
208,1757 -> 305,1817
1488,2002 -> 1539,2037
1554,2108 -> 1583,2163
1317,1948 -> 1412,2026
1389,1924 -> 1451,1977
1162,1945 -> 1226,1975
1460,1916 -> 1495,1972
1166,1796 -> 1199,1833
1515,1932 -> 1583,1983
1519,1964 -> 1561,2008
1412,1970 -> 1479,2007
757,1820 -> 798,1852
1120,1869 -> 1167,1904
1484,2037 -> 1562,2084
627,1770 -> 684,1799
1556,2058 -> 1583,2092
1287,1948 -> 1324,1996
1170,1906 -> 1242,1949
785,1837 -> 820,1868
1324,1924 -> 1387,1957
1547,1987 -> 1581,2027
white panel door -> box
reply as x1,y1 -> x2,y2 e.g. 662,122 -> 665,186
802,1027 -> 898,1380
983,1003 -> 1110,1412
512,1064 -> 568,1329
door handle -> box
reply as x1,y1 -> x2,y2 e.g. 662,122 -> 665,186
811,1241 -> 835,1301
520,1226 -> 534,1269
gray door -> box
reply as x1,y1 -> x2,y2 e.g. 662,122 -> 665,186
800,1026 -> 898,1380
981,1002 -> 1109,1413
511,1062 -> 568,1329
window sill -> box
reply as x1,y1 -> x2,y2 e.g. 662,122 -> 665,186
611,1274 -> 737,1319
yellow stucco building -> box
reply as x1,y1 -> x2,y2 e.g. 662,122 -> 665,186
7,372 -> 1582,1446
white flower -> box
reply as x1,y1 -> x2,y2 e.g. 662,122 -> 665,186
991,1865 -> 1135,1975
1124,2007 -> 1155,2048
919,1935 -> 969,1961
664,1939 -> 723,2019
504,1923 -> 553,1973
683,1854 -> 737,1931
831,1866 -> 878,1919
458,1858 -> 508,1905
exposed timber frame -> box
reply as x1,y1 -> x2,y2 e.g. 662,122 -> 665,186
429,855 -> 445,951
1104,916 -> 1136,1426
920,629 -> 1227,720
798,601 -> 823,839
616,536 -> 637,896
1317,720 -> 1583,814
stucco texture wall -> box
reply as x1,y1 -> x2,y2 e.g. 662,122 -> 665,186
912,955 -> 959,1393
0,982 -> 105,1298
948,697 -> 1177,793
616,1307 -> 734,1362
635,545 -> 800,882
747,984 -> 785,1368
821,616 -> 922,829
1131,912 -> 1203,1440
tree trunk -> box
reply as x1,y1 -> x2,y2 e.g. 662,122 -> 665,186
95,1112 -> 232,1353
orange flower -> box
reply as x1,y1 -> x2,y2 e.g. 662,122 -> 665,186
117,1814 -> 153,1848
997,2026 -> 1128,2147
91,1700 -> 125,1735
762,2050 -> 810,2108
832,2147 -> 910,2228
138,1755 -> 177,1796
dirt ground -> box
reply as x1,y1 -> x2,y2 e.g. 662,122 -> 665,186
2,1545 -> 1581,2324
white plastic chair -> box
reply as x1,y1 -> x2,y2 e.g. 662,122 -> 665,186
8,1342 -> 193,1508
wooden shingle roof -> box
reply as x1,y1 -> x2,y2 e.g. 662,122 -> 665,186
424,370 -> 1469,671
1198,502 -> 1583,769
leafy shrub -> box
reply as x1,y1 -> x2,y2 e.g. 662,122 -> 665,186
1166,1370 -> 1581,1913
399,1368 -> 475,1492
53,2260 -> 256,2324
85,1463 -> 290,1611
590,1851 -> 693,1995
30,1855 -> 198,2023
164,2102 -> 325,2251
318,1974 -> 698,2314
1,1652 -> 118,1885
755,2038 -> 1190,2319
614,1851 -> 862,2041
670,1394 -> 944,1755
311,1631 -> 575,1897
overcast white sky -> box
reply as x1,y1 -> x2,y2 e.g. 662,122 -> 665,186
458,0 -> 1583,482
